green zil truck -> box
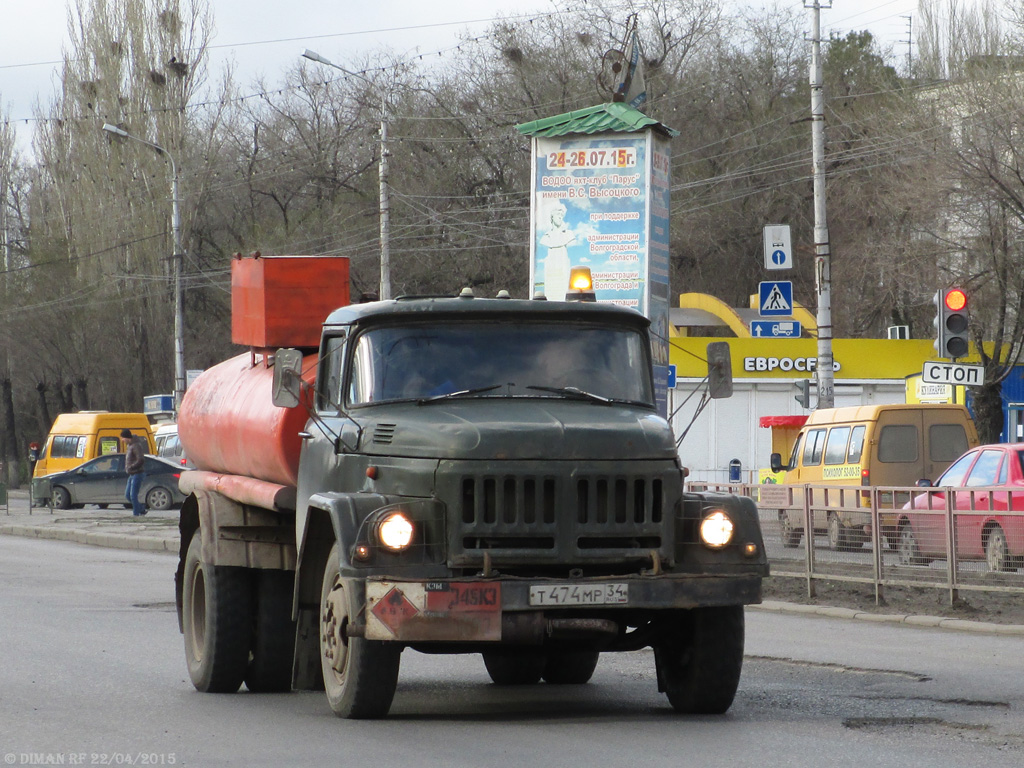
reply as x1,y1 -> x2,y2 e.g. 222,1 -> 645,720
174,285 -> 767,719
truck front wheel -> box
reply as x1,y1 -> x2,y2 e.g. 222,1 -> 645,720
654,606 -> 744,714
181,530 -> 253,693
320,543 -> 401,718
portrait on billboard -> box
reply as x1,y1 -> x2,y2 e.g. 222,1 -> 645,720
539,201 -> 578,302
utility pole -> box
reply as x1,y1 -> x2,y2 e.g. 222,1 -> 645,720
901,15 -> 914,78
303,50 -> 392,300
378,93 -> 391,300
101,124 -> 186,412
808,0 -> 835,409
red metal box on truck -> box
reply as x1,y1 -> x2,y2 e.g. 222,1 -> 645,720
231,253 -> 350,348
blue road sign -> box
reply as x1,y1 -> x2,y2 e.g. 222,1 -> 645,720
667,364 -> 677,389
750,320 -> 802,338
759,281 -> 793,316
763,225 -> 792,270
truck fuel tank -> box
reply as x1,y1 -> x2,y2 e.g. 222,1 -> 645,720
178,351 -> 317,487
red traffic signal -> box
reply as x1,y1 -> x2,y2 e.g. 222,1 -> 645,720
944,288 -> 967,312
933,287 -> 969,359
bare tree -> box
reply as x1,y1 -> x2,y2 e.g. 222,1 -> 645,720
914,61 -> 1024,442
29,0 -> 213,414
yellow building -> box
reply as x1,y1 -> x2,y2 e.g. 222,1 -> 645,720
668,294 -> 966,483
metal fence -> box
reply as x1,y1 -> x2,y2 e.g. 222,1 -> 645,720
688,481 -> 1024,605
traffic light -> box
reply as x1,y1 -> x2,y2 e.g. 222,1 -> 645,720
707,342 -> 733,399
794,379 -> 811,409
933,287 -> 970,359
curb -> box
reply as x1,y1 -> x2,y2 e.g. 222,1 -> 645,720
0,523 -> 177,553
751,599 -> 1024,635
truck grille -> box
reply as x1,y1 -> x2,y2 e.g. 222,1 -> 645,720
440,460 -> 679,566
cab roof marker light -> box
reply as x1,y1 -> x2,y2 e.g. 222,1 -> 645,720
565,266 -> 596,302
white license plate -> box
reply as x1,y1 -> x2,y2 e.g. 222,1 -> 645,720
529,583 -> 628,606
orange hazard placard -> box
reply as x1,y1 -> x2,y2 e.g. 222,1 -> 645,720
370,587 -> 420,636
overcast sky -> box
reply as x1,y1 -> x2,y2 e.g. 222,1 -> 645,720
1,0 -> 921,151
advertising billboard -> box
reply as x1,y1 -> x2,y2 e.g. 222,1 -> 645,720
529,131 -> 671,414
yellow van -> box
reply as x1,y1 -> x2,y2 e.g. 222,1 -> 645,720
768,404 -> 979,550
32,412 -> 156,478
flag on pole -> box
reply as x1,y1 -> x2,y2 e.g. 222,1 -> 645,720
613,18 -> 646,109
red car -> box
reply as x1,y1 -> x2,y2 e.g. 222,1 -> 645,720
898,443 -> 1024,571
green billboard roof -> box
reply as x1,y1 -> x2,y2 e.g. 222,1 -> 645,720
515,102 -> 677,138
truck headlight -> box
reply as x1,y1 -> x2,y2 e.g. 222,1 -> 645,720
377,511 -> 414,551
700,510 -> 734,549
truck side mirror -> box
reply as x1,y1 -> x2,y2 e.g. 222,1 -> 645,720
272,348 -> 304,408
706,342 -> 733,399
770,453 -> 783,473
915,478 -> 933,488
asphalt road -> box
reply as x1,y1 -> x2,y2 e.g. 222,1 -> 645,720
2,537 -> 1023,768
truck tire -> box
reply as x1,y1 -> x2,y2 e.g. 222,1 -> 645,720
245,569 -> 296,692
542,650 -> 600,684
655,606 -> 744,714
320,543 -> 401,718
482,651 -> 545,685
181,530 -> 254,693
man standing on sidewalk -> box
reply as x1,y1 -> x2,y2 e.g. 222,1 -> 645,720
121,428 -> 147,516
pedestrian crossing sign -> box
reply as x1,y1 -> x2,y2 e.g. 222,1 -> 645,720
758,281 -> 793,316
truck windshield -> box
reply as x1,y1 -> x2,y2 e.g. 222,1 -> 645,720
347,321 -> 653,407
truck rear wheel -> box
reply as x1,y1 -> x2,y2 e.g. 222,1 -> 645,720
542,650 -> 600,684
482,650 -> 545,685
320,543 -> 401,718
655,606 -> 744,714
181,530 -> 253,693
245,569 -> 296,692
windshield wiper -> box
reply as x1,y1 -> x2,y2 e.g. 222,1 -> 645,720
417,384 -> 502,404
526,385 -> 614,405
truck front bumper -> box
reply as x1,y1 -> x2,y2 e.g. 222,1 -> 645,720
358,573 -> 763,643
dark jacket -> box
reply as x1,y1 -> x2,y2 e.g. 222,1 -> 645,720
125,436 -> 146,475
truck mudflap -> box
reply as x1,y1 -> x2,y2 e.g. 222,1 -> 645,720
360,575 -> 763,643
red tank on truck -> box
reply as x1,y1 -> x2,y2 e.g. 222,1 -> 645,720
173,253 -> 768,719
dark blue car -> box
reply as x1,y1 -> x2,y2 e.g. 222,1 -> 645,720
41,453 -> 188,511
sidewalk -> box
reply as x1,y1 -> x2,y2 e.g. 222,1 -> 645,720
2,488 -> 1022,635
0,489 -> 178,553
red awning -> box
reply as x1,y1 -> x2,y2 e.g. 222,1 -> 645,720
758,415 -> 809,428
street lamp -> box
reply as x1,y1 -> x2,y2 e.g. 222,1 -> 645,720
302,49 -> 392,300
101,122 -> 186,412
